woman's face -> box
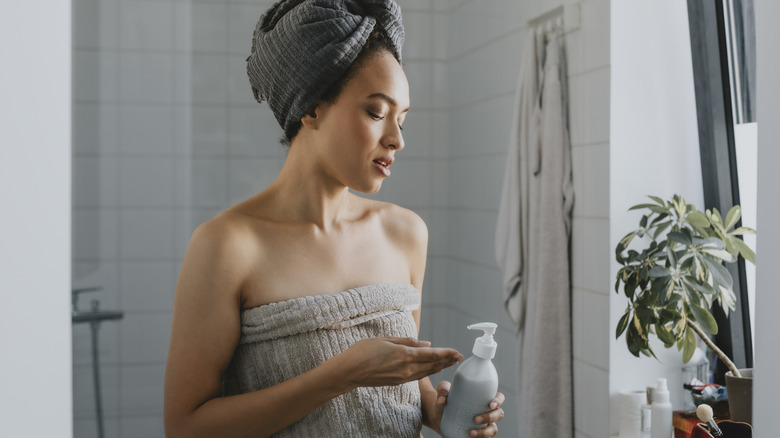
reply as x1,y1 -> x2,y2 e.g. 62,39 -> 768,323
313,50 -> 410,194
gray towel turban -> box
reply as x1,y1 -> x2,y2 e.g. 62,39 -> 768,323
247,0 -> 404,139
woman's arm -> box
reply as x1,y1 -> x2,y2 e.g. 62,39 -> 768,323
164,219 -> 460,438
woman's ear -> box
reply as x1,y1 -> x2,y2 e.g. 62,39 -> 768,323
300,103 -> 322,129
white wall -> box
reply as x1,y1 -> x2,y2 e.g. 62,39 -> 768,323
0,1 -> 73,437
610,0 -> 702,434
753,0 -> 780,434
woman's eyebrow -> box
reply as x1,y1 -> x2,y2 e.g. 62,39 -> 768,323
366,93 -> 410,113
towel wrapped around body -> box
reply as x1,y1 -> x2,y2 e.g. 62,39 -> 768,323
222,283 -> 423,437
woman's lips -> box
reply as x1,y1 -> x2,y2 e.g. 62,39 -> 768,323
373,159 -> 391,177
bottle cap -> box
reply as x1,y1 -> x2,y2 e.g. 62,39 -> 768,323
468,322 -> 498,359
653,378 -> 670,403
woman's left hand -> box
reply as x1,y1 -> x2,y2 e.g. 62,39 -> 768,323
433,381 -> 506,437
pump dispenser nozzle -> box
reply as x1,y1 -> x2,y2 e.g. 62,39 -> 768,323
467,322 -> 498,359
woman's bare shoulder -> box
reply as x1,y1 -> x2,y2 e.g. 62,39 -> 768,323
185,209 -> 265,277
364,199 -> 428,250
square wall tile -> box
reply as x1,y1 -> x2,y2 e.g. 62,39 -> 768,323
120,415 -> 165,438
190,158 -> 229,208
73,156 -> 119,208
74,417 -> 120,438
190,2 -> 228,53
228,106 -> 282,157
119,209 -> 174,259
190,54 -> 230,104
73,103 -> 119,156
73,261 -> 121,310
571,217 -> 610,294
191,106 -> 229,156
403,11 -> 434,60
396,0 -> 433,10
73,208 -> 119,261
119,314 -> 172,364
581,290 -> 609,370
73,320 -> 120,366
228,54 -> 259,106
118,156 -> 174,207
580,0 -> 610,72
228,157 -> 283,204
119,261 -> 176,312
228,3 -> 266,55
119,0 -> 174,51
72,364 -> 120,418
405,61 -> 434,109
428,208 -> 450,257
119,52 -> 174,104
73,0 -> 119,50
118,104 -> 175,155
381,158 -> 432,209
574,360 -> 609,438
73,50 -> 118,102
581,67 -> 611,145
400,109 -> 432,158
430,111 -> 449,158
449,154 -> 506,211
571,143 -> 609,219
119,364 -> 166,416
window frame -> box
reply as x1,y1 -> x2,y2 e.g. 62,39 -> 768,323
687,0 -> 754,382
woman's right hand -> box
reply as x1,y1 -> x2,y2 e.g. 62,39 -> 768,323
338,337 -> 463,388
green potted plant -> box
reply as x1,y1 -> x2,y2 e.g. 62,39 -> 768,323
614,194 -> 755,421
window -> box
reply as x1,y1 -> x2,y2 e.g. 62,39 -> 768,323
687,0 -> 756,382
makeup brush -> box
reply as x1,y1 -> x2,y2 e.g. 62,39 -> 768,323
696,404 -> 724,437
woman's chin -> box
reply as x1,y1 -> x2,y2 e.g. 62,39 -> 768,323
351,181 -> 383,195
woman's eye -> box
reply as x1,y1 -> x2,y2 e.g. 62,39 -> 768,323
367,110 -> 384,120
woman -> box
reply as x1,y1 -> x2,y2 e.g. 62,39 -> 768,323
163,1 -> 505,436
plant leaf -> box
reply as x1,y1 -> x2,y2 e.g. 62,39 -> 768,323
686,211 -> 711,230
701,256 -> 733,288
616,310 -> 631,338
733,238 -> 756,264
701,248 -> 736,263
724,205 -> 741,230
682,325 -> 697,363
649,195 -> 666,206
689,303 -> 718,334
649,266 -> 672,278
668,231 -> 692,246
730,226 -> 756,236
656,322 -> 676,347
653,220 -> 672,240
629,203 -> 661,211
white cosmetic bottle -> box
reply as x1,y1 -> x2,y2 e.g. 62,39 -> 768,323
650,378 -> 672,438
440,323 -> 499,438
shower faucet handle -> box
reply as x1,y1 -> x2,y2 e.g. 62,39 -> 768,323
71,287 -> 103,313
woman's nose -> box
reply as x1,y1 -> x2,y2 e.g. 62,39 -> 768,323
386,127 -> 404,151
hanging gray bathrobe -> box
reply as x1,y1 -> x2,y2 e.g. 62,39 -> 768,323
495,25 -> 574,438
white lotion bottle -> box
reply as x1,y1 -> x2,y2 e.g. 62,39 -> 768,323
650,378 -> 672,438
440,323 -> 499,438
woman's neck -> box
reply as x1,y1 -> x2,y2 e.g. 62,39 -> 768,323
261,144 -> 356,230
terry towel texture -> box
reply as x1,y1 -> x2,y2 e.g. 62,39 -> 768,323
247,0 -> 404,139
222,283 -> 423,437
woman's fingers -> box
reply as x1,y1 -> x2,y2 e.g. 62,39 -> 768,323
384,336 -> 431,348
489,391 -> 506,410
474,408 -> 504,425
436,380 -> 451,405
469,423 -> 498,438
